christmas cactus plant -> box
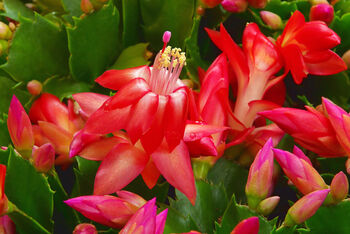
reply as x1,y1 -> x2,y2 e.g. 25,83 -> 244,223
0,0 -> 349,233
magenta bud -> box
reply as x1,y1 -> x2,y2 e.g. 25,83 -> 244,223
221,0 -> 248,13
246,138 -> 274,209
231,217 -> 259,234
7,95 -> 34,158
81,0 -> 94,14
257,196 -> 280,216
260,11 -> 283,30
284,189 -> 330,226
73,223 -> 97,234
27,80 -> 42,96
32,143 -> 55,173
310,3 -> 334,25
162,31 -> 171,43
330,171 -> 349,204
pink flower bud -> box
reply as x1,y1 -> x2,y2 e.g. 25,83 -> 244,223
273,148 -> 328,195
221,0 -> 248,13
81,0 -> 94,14
32,143 -> 55,173
257,196 -> 280,216
284,189 -> 330,226
27,80 -> 42,96
330,171 -> 349,204
342,50 -> 350,69
201,0 -> 222,8
231,217 -> 259,234
7,95 -> 34,158
0,22 -> 12,40
260,11 -> 283,30
73,223 -> 97,234
246,138 -> 274,209
0,216 -> 15,234
310,3 -> 334,25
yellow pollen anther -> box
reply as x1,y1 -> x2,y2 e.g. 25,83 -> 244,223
157,46 -> 186,69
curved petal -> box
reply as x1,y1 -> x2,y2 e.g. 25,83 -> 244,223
84,101 -> 131,134
38,121 -> 72,155
69,130 -> 102,158
141,96 -> 168,154
183,123 -> 229,142
304,50 -> 347,75
295,22 -> 340,51
281,44 -> 308,84
186,137 -> 218,157
79,137 -> 127,161
141,159 -> 161,189
94,143 -> 149,195
151,140 -> 196,205
72,92 -> 110,118
29,93 -> 69,131
95,66 -> 151,90
155,209 -> 168,234
125,92 -> 159,143
164,89 -> 188,150
108,78 -> 151,109
278,11 -> 305,46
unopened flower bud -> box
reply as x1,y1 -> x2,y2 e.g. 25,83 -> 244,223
330,171 -> 348,204
0,22 -> 12,40
342,50 -> 350,69
246,138 -> 274,209
27,80 -> 42,96
231,217 -> 259,234
201,0 -> 223,8
310,3 -> 334,25
257,196 -> 280,216
284,189 -> 329,227
221,0 -> 248,13
73,223 -> 97,234
81,0 -> 94,14
247,0 -> 267,8
32,143 -> 55,173
7,95 -> 34,158
260,11 -> 283,30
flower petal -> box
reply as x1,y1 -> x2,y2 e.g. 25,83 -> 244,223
108,78 -> 151,109
84,101 -> 131,134
125,92 -> 159,144
304,50 -> 347,75
152,141 -> 196,205
164,89 -> 188,150
141,159 -> 161,189
94,143 -> 149,195
72,92 -> 110,118
95,66 -> 151,90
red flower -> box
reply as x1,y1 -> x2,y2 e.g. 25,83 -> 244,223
276,10 -> 347,84
260,106 -> 345,157
85,32 -> 188,153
